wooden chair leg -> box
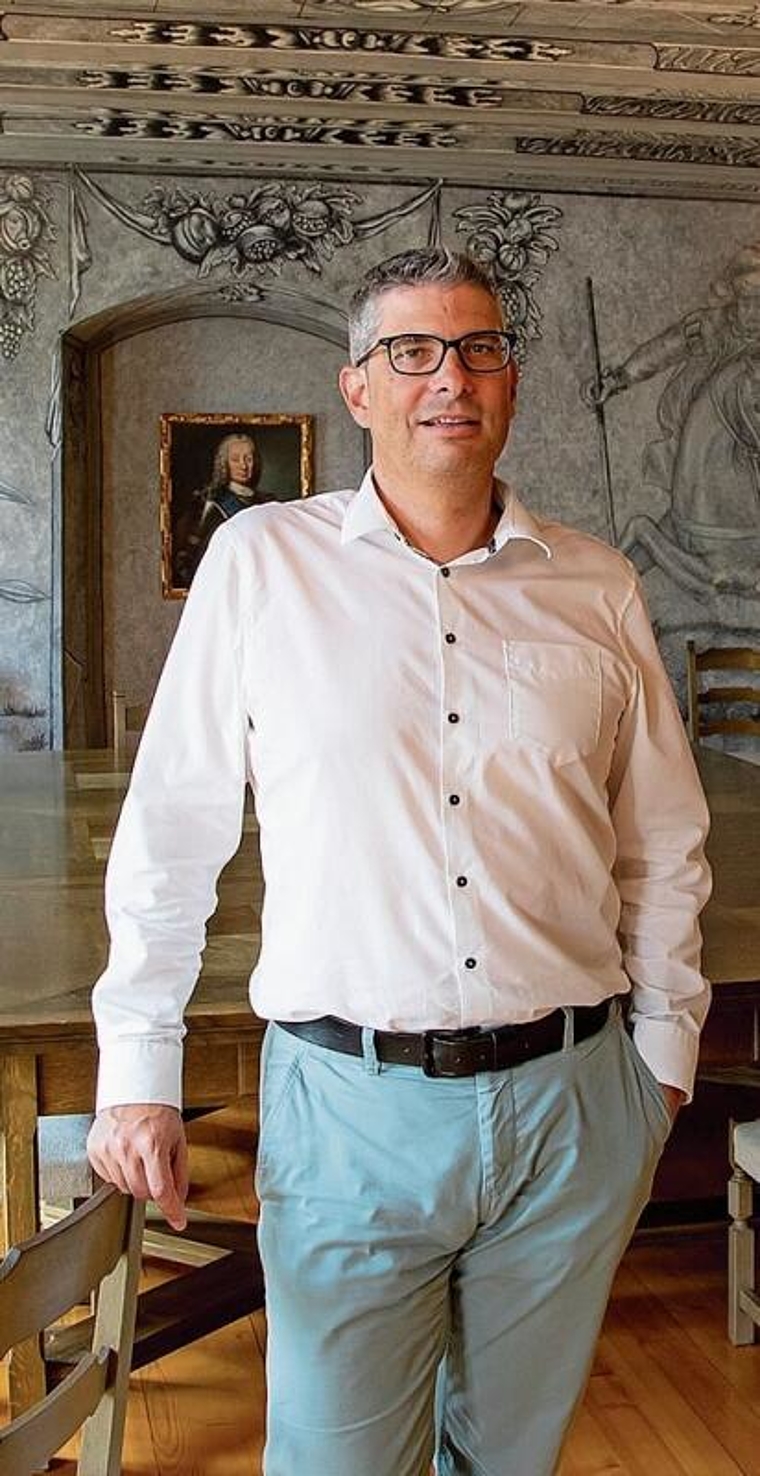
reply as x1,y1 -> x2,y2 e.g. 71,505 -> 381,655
728,1161 -> 756,1346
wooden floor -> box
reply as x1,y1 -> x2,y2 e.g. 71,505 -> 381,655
4,1100 -> 760,1475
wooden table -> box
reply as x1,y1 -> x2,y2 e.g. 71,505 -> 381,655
0,748 -> 265,1415
1,743 -> 759,1410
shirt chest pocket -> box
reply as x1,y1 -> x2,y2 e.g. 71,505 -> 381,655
503,641 -> 602,765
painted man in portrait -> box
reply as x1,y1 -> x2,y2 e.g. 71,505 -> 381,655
174,431 -> 273,587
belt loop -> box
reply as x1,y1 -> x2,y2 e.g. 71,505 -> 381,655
562,1006 -> 575,1050
361,1026 -> 381,1075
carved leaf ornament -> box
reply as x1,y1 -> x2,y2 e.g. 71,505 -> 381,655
454,190 -> 563,360
0,174 -> 57,360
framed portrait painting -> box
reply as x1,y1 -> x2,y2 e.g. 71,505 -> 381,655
160,411 -> 314,598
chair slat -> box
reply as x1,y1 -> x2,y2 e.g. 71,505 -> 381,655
695,647 -> 760,671
0,1350 -> 108,1476
699,717 -> 760,737
686,640 -> 760,743
0,1186 -> 127,1355
699,686 -> 760,706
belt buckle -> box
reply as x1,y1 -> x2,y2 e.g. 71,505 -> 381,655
421,1028 -> 482,1078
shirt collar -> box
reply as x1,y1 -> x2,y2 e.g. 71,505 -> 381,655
341,468 -> 552,560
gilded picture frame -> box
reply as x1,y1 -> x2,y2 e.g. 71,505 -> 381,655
160,411 -> 315,598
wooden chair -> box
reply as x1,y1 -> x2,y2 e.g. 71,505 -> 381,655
0,1184 -> 145,1476
111,689 -> 148,766
728,1119 -> 760,1345
686,641 -> 760,743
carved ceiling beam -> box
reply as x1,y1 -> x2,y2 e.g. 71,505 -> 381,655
3,118 -> 760,198
4,85 -> 760,142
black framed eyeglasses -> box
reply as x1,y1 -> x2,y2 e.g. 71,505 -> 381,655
355,331 -> 517,376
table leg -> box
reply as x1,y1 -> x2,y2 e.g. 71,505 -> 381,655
0,1052 -> 47,1414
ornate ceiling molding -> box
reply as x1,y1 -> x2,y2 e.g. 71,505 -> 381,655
1,2 -> 760,196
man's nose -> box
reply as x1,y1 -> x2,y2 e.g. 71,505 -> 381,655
428,343 -> 474,389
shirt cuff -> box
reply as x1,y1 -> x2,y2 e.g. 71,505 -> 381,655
95,1036 -> 183,1113
631,1017 -> 700,1104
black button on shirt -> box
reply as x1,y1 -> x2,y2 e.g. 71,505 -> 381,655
449,794 -> 460,806
447,713 -> 460,724
465,957 -> 477,970
445,632 -> 456,644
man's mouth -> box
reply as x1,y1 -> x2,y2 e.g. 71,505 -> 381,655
421,415 -> 479,428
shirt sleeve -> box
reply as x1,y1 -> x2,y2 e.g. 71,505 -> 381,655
92,524 -> 251,1111
609,574 -> 712,1101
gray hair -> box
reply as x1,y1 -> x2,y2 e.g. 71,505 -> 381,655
210,432 -> 260,491
348,248 -> 505,365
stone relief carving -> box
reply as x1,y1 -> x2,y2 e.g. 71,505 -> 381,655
74,66 -> 509,111
302,0 -> 520,10
0,477 -> 33,507
709,5 -> 760,24
655,44 -> 760,73
452,191 -> 563,364
0,172 -> 57,360
73,171 -> 443,281
108,20 -> 571,63
518,132 -> 760,167
0,694 -> 47,752
69,174 -> 558,366
74,112 -> 462,149
583,94 -> 760,126
0,579 -> 48,603
585,241 -> 760,603
0,171 -> 52,745
69,173 -> 91,318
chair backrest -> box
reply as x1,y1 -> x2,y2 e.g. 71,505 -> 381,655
112,689 -> 148,766
686,641 -> 760,742
0,1185 -> 145,1476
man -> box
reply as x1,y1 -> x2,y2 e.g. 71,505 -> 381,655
88,248 -> 710,1476
174,430 -> 268,586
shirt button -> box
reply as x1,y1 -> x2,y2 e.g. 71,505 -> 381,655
445,632 -> 456,644
447,712 -> 460,724
440,566 -> 450,578
449,793 -> 460,806
465,956 -> 477,969
456,875 -> 468,887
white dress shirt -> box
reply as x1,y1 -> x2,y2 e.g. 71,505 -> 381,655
93,472 -> 711,1110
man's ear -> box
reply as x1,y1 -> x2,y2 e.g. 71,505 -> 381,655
339,364 -> 371,429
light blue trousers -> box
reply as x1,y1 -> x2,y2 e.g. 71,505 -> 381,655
256,1007 -> 671,1476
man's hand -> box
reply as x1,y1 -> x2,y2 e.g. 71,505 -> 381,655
87,1103 -> 189,1230
660,1083 -> 686,1124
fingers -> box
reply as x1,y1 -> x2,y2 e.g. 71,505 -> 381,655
144,1138 -> 188,1232
87,1103 -> 189,1230
174,1127 -> 190,1206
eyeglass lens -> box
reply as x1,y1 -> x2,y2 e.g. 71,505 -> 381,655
389,333 -> 511,374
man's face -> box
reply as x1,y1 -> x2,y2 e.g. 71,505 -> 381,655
227,438 -> 256,485
339,283 -> 517,491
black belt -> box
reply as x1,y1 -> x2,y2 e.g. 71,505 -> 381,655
275,1001 -> 610,1078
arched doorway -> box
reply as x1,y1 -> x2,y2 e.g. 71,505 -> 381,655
60,285 -> 353,746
